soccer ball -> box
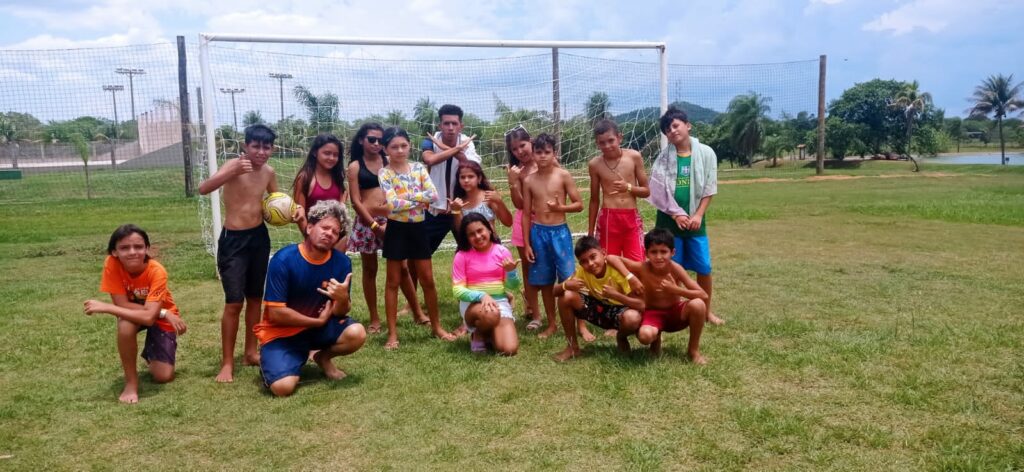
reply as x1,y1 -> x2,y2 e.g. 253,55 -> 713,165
262,192 -> 296,226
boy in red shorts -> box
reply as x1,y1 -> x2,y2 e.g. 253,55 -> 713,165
619,228 -> 709,364
587,119 -> 650,262
586,119 -> 649,339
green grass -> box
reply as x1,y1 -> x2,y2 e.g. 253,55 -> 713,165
1,165 -> 1023,470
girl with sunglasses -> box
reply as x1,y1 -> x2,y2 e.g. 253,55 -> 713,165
347,123 -> 426,334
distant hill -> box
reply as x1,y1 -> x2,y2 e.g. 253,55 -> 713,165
614,101 -> 720,123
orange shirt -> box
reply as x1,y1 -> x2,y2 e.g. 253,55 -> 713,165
99,256 -> 180,333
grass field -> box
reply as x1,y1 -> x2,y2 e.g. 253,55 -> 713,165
1,161 -> 1022,470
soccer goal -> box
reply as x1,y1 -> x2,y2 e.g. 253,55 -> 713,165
196,34 -> 668,256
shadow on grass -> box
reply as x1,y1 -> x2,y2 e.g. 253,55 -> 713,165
105,372 -> 168,402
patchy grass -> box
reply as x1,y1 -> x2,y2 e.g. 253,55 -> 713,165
0,165 -> 1022,470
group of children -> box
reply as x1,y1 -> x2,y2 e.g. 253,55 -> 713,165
83,105 -> 722,401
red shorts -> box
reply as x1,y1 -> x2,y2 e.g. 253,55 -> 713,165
594,208 -> 644,262
641,300 -> 690,332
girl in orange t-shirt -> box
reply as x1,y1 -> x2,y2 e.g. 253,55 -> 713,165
84,224 -> 187,404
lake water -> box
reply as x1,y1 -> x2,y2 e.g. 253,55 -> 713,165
924,153 -> 1024,166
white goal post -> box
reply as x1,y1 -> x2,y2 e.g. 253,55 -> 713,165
198,33 -> 668,256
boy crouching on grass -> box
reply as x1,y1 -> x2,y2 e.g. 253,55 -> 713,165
553,236 -> 644,362
618,228 -> 709,364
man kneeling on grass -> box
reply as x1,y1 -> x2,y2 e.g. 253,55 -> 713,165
253,200 -> 366,397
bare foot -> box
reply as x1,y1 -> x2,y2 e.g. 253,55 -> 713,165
215,364 -> 234,383
616,335 -> 631,353
119,384 -> 139,404
368,323 -> 382,334
707,312 -> 725,325
451,324 -> 469,338
243,352 -> 261,366
553,346 -> 581,362
688,351 -> 708,365
313,352 -> 347,380
434,330 -> 457,342
538,326 -> 557,339
580,328 -> 597,343
414,315 -> 431,325
650,333 -> 663,357
604,329 -> 619,338
397,304 -> 412,317
384,338 -> 400,351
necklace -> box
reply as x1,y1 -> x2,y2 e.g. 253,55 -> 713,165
602,149 -> 624,178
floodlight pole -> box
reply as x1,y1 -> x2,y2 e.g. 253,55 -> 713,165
269,72 -> 293,122
115,68 -> 145,123
220,88 -> 245,131
103,85 -> 124,168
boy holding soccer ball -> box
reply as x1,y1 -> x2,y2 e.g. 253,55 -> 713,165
199,124 -> 299,383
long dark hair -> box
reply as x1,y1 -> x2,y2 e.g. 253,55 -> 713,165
381,127 -> 411,158
452,161 -> 493,200
505,126 -> 532,167
292,134 -> 345,202
107,224 -> 151,262
455,212 -> 501,252
349,122 -> 385,165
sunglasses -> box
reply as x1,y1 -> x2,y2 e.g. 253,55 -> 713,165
365,136 -> 382,144
503,124 -> 526,137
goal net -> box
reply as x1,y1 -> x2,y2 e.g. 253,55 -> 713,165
196,36 -> 668,255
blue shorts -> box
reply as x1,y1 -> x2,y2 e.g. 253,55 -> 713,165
260,316 -> 357,386
528,222 -> 575,286
673,235 -> 712,276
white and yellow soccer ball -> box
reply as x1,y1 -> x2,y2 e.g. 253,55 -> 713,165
262,192 -> 296,226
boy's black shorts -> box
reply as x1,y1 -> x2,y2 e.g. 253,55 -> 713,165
217,223 -> 271,303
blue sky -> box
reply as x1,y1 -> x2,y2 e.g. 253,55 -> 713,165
0,0 -> 1021,118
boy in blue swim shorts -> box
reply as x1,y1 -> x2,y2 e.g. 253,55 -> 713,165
648,107 -> 724,325
522,133 -> 583,338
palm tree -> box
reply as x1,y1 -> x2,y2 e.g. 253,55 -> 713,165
889,80 -> 933,172
384,110 -> 406,127
585,92 -> 611,125
761,135 -> 787,167
413,97 -> 437,136
293,85 -> 340,133
242,110 -> 264,127
723,92 -> 771,166
968,74 -> 1024,165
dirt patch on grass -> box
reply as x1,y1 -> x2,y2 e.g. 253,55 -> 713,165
722,172 -> 960,185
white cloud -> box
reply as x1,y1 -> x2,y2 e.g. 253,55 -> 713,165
862,0 -> 1009,36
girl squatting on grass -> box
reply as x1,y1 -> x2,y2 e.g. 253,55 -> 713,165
451,213 -> 522,355
84,224 -> 187,404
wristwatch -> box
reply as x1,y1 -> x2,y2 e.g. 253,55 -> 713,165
159,309 -> 168,319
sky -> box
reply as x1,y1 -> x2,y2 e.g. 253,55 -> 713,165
0,0 -> 1021,121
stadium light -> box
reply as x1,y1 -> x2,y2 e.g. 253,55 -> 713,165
102,85 -> 125,168
115,68 -> 145,123
268,73 -> 293,123
219,88 -> 245,131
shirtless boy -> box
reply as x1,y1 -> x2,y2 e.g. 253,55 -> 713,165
588,119 -> 650,262
199,124 -> 295,382
522,133 -> 583,338
619,228 -> 709,364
